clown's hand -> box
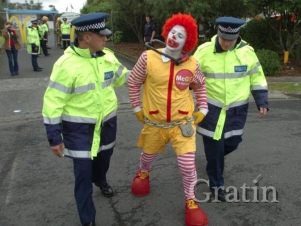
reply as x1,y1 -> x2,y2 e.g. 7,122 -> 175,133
135,110 -> 145,124
189,82 -> 201,91
193,111 -> 205,125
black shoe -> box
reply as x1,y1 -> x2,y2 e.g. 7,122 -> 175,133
47,47 -> 51,49
83,221 -> 95,226
45,54 -> 51,56
37,67 -> 43,69
34,69 -> 42,72
211,188 -> 227,202
15,72 -> 19,75
95,183 -> 114,198
11,72 -> 15,76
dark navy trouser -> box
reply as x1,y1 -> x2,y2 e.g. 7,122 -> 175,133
31,54 -> 39,70
40,40 -> 48,55
202,135 -> 242,188
73,116 -> 116,225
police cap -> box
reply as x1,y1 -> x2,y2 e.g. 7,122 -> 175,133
31,19 -> 38,24
216,17 -> 245,41
71,12 -> 112,36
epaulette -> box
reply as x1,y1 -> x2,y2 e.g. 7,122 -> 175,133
197,42 -> 212,51
245,45 -> 254,52
103,47 -> 114,54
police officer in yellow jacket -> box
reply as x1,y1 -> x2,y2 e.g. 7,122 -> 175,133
61,17 -> 71,50
193,17 -> 269,202
38,19 -> 50,56
27,20 -> 42,71
42,13 -> 130,226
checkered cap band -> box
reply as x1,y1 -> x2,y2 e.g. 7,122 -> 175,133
75,21 -> 106,31
218,25 -> 240,34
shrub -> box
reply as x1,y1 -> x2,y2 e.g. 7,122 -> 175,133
108,30 -> 123,44
240,19 -> 279,52
256,49 -> 282,76
290,49 -> 300,62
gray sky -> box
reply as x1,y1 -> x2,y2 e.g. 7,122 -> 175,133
9,0 -> 86,13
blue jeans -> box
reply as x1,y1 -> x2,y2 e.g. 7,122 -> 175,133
5,46 -> 19,74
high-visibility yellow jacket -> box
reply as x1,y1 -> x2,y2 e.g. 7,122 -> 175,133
193,35 -> 268,140
39,23 -> 48,41
42,40 -> 130,159
61,22 -> 71,35
26,26 -> 40,54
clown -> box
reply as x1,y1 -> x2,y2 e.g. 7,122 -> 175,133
127,13 -> 209,226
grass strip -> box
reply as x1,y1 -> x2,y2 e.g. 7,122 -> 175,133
268,82 -> 301,93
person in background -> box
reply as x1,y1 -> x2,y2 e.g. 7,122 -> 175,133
128,13 -> 209,226
55,17 -> 62,47
38,19 -> 50,56
42,12 -> 130,226
27,20 -> 42,72
144,15 -> 156,48
193,17 -> 269,202
2,21 -> 21,76
42,16 -> 51,49
61,17 -> 71,50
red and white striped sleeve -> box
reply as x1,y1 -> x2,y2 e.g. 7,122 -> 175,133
127,51 -> 148,112
193,62 -> 208,115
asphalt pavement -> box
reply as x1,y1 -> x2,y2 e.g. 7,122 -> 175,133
0,38 -> 301,226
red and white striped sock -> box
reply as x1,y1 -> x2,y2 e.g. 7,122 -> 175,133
140,152 -> 157,172
177,152 -> 197,200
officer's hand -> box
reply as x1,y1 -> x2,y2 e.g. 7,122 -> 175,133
193,111 -> 205,125
50,143 -> 65,158
258,107 -> 268,118
135,110 -> 145,124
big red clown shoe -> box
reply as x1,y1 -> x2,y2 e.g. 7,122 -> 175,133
185,199 -> 209,226
131,169 -> 150,196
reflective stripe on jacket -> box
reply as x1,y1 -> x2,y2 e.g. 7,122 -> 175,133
193,35 -> 268,140
42,42 -> 130,159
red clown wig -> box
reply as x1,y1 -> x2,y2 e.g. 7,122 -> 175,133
161,13 -> 198,53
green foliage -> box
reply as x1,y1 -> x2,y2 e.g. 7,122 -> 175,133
108,30 -> 123,44
0,3 -> 5,29
0,36 -> 5,47
289,49 -> 300,62
8,1 -> 42,10
81,0 -> 301,48
268,82 -> 301,93
81,0 -> 113,14
240,19 -> 279,52
243,0 -> 301,53
256,49 -> 282,76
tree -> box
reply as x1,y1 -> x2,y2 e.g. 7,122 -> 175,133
112,0 -> 148,44
49,5 -> 57,11
0,2 -> 5,29
81,0 -> 258,44
8,1 -> 43,10
244,0 -> 301,55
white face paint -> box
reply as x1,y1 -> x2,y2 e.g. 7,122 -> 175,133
166,25 -> 187,52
